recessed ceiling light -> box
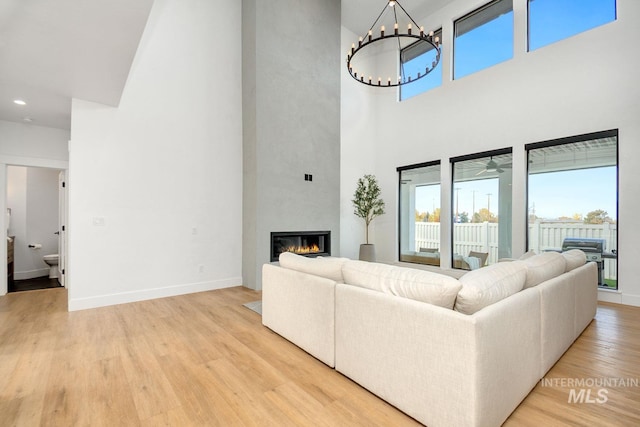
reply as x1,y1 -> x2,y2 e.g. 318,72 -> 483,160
13,99 -> 26,105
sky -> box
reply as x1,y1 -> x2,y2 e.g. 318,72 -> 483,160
415,166 -> 617,221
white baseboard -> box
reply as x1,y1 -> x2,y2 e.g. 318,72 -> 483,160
68,276 -> 242,312
598,289 -> 640,307
14,268 -> 49,280
621,293 -> 640,307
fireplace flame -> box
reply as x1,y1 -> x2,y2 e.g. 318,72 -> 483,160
285,244 -> 321,255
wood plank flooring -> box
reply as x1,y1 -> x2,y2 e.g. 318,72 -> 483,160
0,288 -> 639,426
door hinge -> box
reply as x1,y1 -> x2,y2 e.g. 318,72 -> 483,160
62,269 -> 65,275
62,181 -> 66,188
62,225 -> 65,231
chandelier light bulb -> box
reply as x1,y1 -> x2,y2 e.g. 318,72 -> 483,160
346,0 -> 441,88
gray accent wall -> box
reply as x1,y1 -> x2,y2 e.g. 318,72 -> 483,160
242,0 -> 341,290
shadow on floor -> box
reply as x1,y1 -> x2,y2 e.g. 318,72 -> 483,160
9,276 -> 62,293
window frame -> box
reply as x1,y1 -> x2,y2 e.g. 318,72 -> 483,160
525,129 -> 619,289
399,28 -> 443,101
527,0 -> 617,52
453,0 -> 514,80
450,147 -> 513,269
397,160 -> 442,264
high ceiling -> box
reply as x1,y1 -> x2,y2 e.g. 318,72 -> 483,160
0,0 -> 445,132
0,0 -> 154,130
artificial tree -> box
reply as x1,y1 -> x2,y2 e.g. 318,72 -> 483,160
352,174 -> 385,260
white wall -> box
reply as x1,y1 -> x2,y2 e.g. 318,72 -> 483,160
0,120 -> 69,164
68,0 -> 243,310
340,26 -> 379,260
341,0 -> 640,306
7,166 -> 60,279
0,120 -> 69,295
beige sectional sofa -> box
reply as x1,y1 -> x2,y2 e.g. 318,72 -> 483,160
262,250 -> 597,427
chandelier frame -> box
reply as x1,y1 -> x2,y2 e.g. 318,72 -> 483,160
346,0 -> 441,88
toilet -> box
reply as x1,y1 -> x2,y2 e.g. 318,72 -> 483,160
43,254 -> 59,279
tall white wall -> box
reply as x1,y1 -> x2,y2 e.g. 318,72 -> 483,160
68,0 -> 242,310
7,166 -> 60,279
341,0 -> 640,306
340,27 -> 378,260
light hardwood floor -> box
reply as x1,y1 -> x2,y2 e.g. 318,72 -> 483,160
0,287 -> 638,426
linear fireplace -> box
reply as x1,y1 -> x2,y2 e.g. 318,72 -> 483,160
270,231 -> 331,262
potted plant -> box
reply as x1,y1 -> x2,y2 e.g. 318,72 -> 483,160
352,174 -> 385,261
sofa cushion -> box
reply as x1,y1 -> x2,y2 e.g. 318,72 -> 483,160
562,249 -> 586,272
523,252 -> 566,288
342,260 -> 462,309
519,250 -> 536,260
455,261 -> 527,315
279,252 -> 348,283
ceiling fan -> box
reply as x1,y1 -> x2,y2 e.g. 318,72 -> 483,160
475,157 -> 512,175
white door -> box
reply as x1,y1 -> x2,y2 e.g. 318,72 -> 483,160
58,171 -> 67,287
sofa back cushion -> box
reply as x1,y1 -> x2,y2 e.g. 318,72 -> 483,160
279,252 -> 348,283
342,260 -> 462,309
519,250 -> 536,260
523,252 -> 566,288
562,249 -> 586,272
455,261 -> 528,315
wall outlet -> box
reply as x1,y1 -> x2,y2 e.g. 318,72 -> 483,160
198,264 -> 204,273
92,217 -> 106,226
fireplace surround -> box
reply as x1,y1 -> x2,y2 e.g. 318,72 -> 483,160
270,231 -> 331,262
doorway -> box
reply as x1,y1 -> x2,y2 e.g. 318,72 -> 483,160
2,162 -> 67,295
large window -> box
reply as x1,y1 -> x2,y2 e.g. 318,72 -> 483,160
451,149 -> 513,269
454,0 -> 513,80
527,130 -> 618,289
528,0 -> 616,51
400,29 -> 442,101
398,162 -> 441,266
